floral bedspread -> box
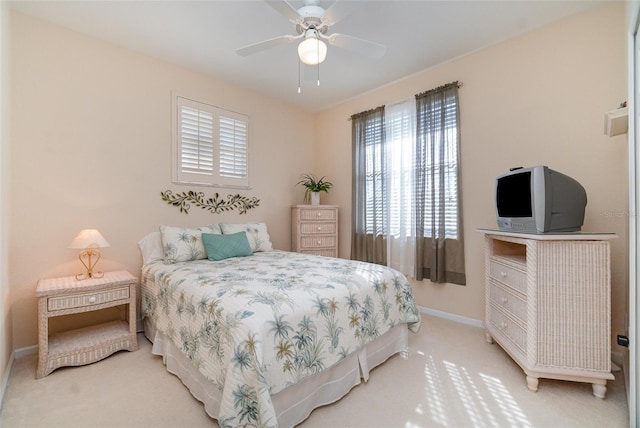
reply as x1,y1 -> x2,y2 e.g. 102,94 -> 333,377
141,250 -> 421,427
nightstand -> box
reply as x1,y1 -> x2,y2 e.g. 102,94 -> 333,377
36,270 -> 138,378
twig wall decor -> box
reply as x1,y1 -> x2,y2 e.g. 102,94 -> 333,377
161,190 -> 260,214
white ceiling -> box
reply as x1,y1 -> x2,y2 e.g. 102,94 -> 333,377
10,0 -> 609,113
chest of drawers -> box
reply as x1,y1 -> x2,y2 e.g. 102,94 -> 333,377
291,205 -> 338,257
480,230 -> 616,399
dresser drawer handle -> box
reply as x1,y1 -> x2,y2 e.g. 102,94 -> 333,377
501,297 -> 508,304
317,226 -> 322,231
317,212 -> 322,217
500,321 -> 508,329
500,272 -> 508,278
88,295 -> 97,304
317,240 -> 322,245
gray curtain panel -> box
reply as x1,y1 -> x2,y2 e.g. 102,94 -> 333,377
351,106 -> 387,265
414,82 -> 466,285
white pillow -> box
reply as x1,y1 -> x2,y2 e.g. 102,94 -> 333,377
138,232 -> 164,265
219,222 -> 273,252
159,224 -> 222,264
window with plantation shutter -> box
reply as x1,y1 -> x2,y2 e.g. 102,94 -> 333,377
174,96 -> 249,188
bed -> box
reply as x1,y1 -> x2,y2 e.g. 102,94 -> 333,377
139,223 -> 421,427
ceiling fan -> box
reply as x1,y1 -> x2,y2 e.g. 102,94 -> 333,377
235,0 -> 386,65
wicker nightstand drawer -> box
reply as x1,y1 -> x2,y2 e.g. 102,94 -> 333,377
48,287 -> 130,311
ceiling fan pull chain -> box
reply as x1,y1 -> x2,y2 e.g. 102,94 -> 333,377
297,57 -> 302,94
317,37 -> 321,87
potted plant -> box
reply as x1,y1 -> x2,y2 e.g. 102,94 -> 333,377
296,174 -> 333,205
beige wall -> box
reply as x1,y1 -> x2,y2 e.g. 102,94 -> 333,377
9,11 -> 315,349
1,0 -> 12,395
316,3 -> 629,349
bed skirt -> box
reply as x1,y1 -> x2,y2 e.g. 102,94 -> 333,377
143,318 -> 409,427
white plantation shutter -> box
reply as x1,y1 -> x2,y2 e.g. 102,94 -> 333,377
178,102 -> 214,177
174,96 -> 249,188
218,113 -> 248,186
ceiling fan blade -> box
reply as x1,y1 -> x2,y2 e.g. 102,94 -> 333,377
265,0 -> 302,24
326,33 -> 386,59
235,35 -> 298,56
322,0 -> 366,26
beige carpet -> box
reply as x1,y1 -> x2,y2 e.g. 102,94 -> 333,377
0,314 -> 629,427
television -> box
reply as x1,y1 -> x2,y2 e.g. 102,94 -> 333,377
495,166 -> 587,233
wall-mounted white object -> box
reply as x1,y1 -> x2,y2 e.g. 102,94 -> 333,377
604,106 -> 628,136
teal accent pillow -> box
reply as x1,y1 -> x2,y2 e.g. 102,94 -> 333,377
202,232 -> 253,261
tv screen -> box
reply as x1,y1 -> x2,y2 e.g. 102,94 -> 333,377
496,171 -> 532,217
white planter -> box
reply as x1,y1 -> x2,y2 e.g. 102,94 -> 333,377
311,192 -> 320,206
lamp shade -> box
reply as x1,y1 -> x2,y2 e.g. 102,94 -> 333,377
69,229 -> 110,249
298,37 -> 327,65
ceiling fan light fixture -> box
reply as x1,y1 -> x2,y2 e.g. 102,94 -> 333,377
298,34 -> 327,65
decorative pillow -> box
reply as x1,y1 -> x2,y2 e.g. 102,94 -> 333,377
202,232 -> 253,261
138,232 -> 164,265
159,224 -> 222,264
219,222 -> 273,252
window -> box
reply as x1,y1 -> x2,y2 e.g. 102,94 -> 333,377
174,96 -> 249,188
352,82 -> 464,284
358,96 -> 459,240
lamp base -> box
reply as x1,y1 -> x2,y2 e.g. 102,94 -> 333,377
75,271 -> 105,281
75,249 -> 104,281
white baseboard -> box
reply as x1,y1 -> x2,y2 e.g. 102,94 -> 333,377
0,344 -> 37,411
0,352 -> 14,412
14,344 -> 37,359
418,306 -> 484,328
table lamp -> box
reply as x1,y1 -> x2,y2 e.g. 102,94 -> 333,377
69,229 -> 110,280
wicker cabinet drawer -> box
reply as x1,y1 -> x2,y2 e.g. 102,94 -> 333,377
299,208 -> 336,221
488,280 -> 526,323
488,304 -> 527,354
301,249 -> 337,257
300,222 -> 336,235
48,287 -> 130,311
300,235 -> 336,249
489,259 -> 527,294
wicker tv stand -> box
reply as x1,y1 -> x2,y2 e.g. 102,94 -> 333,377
36,270 -> 138,378
478,229 -> 616,398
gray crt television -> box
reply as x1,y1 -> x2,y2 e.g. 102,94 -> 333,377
495,166 -> 587,233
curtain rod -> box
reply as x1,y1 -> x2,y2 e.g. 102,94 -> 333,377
347,81 -> 463,121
